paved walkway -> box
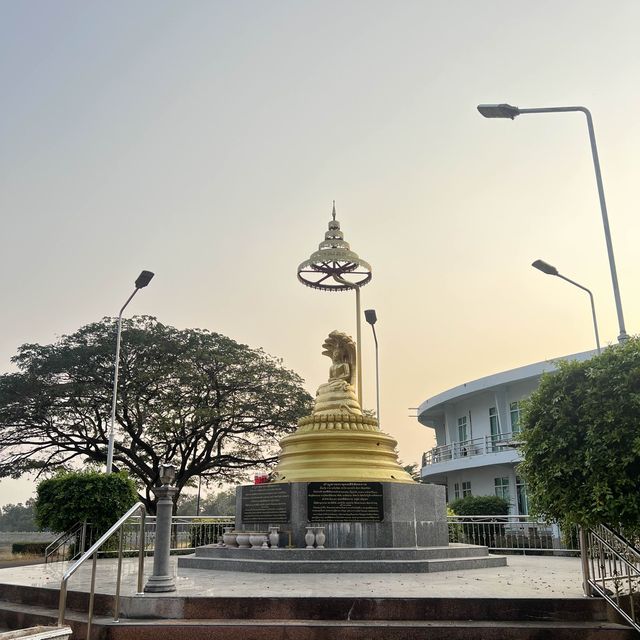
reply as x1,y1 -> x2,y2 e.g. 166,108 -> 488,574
0,554 -> 586,599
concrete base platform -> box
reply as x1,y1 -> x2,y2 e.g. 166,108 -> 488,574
178,543 -> 507,573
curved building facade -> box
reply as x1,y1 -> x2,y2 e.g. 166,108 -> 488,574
417,350 -> 595,514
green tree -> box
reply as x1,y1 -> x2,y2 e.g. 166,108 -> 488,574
0,499 -> 37,531
35,471 -> 138,534
0,316 -> 313,513
519,338 -> 640,530
177,488 -> 236,516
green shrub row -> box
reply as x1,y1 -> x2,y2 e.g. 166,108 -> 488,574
12,542 -> 48,555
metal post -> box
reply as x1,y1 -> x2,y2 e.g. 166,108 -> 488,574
581,109 -> 628,344
114,528 -> 124,622
86,552 -> 98,640
355,286 -> 363,406
557,274 -> 601,354
371,323 -> 379,425
136,507 -> 146,595
496,105 -> 628,343
106,289 -> 139,473
579,527 -> 593,596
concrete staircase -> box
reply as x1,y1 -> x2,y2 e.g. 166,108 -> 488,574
0,583 -> 636,640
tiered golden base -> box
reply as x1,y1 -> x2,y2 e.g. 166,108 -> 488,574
272,413 -> 414,484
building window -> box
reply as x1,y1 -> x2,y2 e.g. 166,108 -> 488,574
457,416 -> 468,442
516,476 -> 529,515
454,482 -> 460,500
494,477 -> 510,502
489,407 -> 500,450
510,401 -> 521,434
462,481 -> 472,497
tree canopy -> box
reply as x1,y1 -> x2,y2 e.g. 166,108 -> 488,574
0,500 -> 36,532
519,337 -> 640,530
0,316 -> 313,512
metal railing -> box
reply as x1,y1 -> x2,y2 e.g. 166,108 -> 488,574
127,515 -> 234,555
422,432 -> 520,466
58,502 -> 146,638
46,521 -> 97,564
447,514 -> 579,554
586,524 -> 640,632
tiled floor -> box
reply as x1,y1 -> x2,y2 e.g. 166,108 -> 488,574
0,554 -> 585,599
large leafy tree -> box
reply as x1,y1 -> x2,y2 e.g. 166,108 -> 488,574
519,337 -> 640,530
0,316 -> 313,512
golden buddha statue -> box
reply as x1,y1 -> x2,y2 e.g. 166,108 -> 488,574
313,331 -> 361,416
272,331 -> 414,483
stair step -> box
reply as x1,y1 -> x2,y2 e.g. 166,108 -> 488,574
0,604 -> 633,640
178,554 -> 507,573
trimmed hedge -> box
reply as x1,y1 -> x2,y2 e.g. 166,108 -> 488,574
12,542 -> 47,555
449,495 -> 510,516
35,471 -> 138,535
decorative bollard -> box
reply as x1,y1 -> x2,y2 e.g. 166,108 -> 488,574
144,464 -> 178,593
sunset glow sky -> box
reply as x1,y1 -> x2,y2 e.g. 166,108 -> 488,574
1,1 -> 639,505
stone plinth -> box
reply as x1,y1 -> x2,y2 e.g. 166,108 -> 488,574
234,481 -> 448,549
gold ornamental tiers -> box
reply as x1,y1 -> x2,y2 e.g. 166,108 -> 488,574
272,331 -> 414,484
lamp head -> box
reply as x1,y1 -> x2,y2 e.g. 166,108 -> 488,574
477,103 -> 520,119
532,259 -> 559,276
364,309 -> 377,325
135,270 -> 155,289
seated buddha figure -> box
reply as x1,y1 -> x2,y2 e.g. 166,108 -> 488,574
313,331 -> 362,416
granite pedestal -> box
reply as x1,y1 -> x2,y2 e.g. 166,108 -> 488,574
234,481 -> 448,549
178,481 -> 507,574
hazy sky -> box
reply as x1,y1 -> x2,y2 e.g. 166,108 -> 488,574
1,1 -> 639,506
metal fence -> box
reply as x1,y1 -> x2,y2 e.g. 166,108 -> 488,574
422,432 -> 519,466
447,515 -> 580,555
46,515 -> 236,563
586,524 -> 640,632
127,515 -> 235,555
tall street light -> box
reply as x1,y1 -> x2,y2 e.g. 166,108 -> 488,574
364,309 -> 380,426
106,270 -> 155,474
477,103 -> 628,344
532,259 -> 601,354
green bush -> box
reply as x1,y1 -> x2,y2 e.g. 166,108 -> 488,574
519,338 -> 640,531
449,495 -> 510,548
449,495 -> 510,516
35,471 -> 138,535
11,542 -> 48,555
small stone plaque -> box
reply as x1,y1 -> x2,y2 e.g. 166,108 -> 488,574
241,484 -> 291,523
307,482 -> 384,522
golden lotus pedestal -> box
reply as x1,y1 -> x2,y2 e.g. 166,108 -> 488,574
272,413 -> 415,484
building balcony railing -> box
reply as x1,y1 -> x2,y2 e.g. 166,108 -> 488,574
421,432 -> 521,467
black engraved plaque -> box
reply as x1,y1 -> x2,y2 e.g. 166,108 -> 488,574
307,482 -> 384,522
241,484 -> 291,523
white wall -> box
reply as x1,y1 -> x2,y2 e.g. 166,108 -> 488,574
446,463 -> 526,515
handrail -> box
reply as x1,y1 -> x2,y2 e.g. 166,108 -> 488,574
586,524 -> 640,632
46,520 -> 90,564
58,502 -> 146,636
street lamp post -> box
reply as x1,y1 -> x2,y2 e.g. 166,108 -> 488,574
477,103 -> 628,344
364,309 -> 380,425
106,270 -> 155,474
532,259 -> 601,354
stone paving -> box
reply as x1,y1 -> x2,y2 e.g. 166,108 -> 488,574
0,554 -> 585,599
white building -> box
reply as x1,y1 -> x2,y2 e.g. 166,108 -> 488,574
417,350 -> 595,514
